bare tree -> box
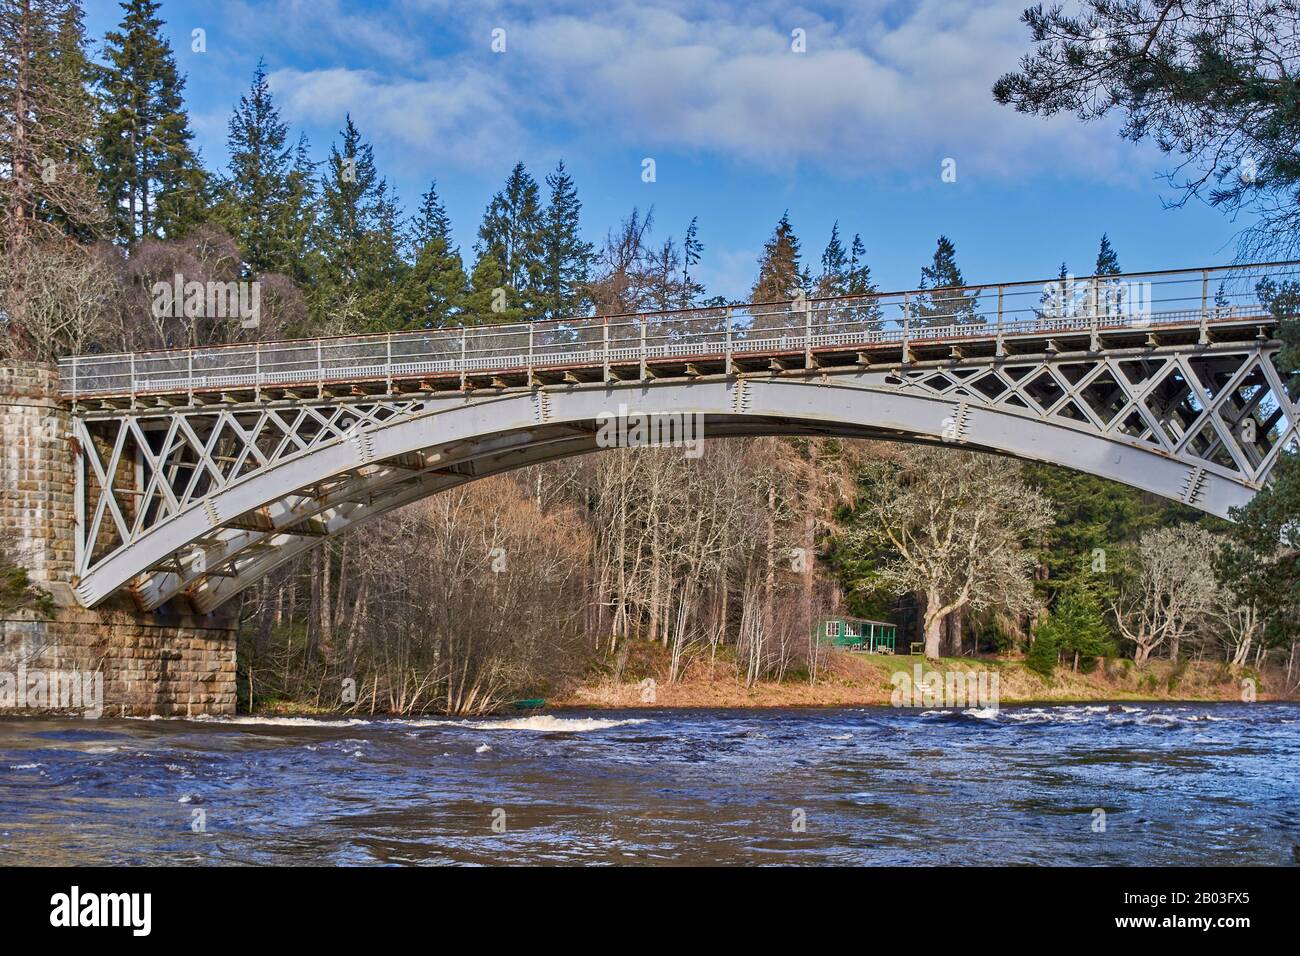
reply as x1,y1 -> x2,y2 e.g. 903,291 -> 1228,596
1115,524 -> 1217,666
1204,546 -> 1264,671
846,446 -> 1054,658
0,239 -> 114,361
101,224 -> 306,352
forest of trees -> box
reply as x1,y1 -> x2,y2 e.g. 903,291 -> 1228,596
2,0 -> 1298,713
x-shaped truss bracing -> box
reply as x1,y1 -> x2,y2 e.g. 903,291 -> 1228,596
68,337 -> 1298,614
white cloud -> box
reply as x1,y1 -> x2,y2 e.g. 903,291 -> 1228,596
508,0 -> 1135,179
251,0 -> 1142,183
268,66 -> 523,170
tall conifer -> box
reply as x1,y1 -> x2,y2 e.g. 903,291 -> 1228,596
914,235 -> 980,326
751,211 -> 804,303
537,160 -> 592,320
97,0 -> 207,241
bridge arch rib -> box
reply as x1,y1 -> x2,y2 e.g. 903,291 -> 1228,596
71,348 -> 1299,614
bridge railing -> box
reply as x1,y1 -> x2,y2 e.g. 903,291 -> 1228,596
59,261 -> 1300,400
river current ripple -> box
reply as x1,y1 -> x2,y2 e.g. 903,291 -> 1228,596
0,702 -> 1296,865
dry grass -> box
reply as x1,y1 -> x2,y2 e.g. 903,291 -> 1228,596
556,642 -> 1291,710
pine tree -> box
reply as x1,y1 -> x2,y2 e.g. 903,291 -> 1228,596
392,235 -> 467,329
845,233 -> 882,326
217,60 -> 296,275
816,222 -> 848,298
46,0 -> 100,240
681,216 -> 704,307
1217,279 -> 1300,647
463,246 -> 524,324
477,162 -> 543,316
392,178 -> 466,328
994,3 -> 1300,258
1034,582 -> 1112,674
751,211 -> 803,304
279,133 -> 317,287
97,0 -> 207,242
1214,280 -> 1230,314
1094,234 -> 1124,317
1038,261 -> 1074,319
1094,233 -> 1121,276
1023,461 -> 1146,614
411,179 -> 452,250
847,234 -> 869,291
312,115 -> 406,330
914,235 -> 980,327
537,160 -> 592,320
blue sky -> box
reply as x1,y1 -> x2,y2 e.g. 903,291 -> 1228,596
87,0 -> 1257,300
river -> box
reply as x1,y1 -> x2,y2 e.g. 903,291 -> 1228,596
1,702 -> 1296,865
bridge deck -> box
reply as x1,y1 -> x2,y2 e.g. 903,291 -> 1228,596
58,262 -> 1297,403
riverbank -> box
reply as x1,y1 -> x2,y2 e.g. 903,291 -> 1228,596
553,646 -> 1290,710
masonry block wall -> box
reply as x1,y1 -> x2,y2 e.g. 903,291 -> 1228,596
0,363 -> 74,585
1,362 -> 236,716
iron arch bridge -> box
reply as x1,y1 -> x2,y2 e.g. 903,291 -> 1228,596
58,261 -> 1300,613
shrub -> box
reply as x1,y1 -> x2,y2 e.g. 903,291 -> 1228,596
1024,630 -> 1059,679
0,557 -> 53,616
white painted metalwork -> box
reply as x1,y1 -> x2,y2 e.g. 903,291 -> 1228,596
57,262 -> 1299,400
56,261 -> 1300,613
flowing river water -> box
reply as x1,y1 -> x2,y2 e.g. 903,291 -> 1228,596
0,702 -> 1296,866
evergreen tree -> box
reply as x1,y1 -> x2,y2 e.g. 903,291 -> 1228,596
392,234 -> 467,329
1023,462 -> 1143,615
477,162 -> 543,316
312,115 -> 406,330
846,234 -> 870,292
1214,280 -> 1231,314
1038,261 -> 1074,319
798,263 -> 814,298
681,216 -> 704,307
1093,234 -> 1126,316
411,179 -> 452,250
1024,627 -> 1058,678
815,222 -> 848,298
1094,233 -> 1121,276
217,60 -> 296,275
49,0 -> 101,243
1031,582 -> 1112,676
97,0 -> 207,242
844,233 -> 882,327
913,235 -> 980,326
463,246 -> 524,324
751,211 -> 803,304
391,178 -> 466,328
278,133 -> 317,287
537,160 -> 592,320
995,3 -> 1300,258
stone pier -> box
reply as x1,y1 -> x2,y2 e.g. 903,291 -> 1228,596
0,363 -> 236,716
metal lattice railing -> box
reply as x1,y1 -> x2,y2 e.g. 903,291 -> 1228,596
58,261 -> 1300,400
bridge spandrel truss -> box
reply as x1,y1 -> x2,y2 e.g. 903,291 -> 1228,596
889,347 -> 1298,480
59,261 -> 1300,612
74,397 -> 435,603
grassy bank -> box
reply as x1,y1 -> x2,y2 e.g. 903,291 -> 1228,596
555,642 -> 1288,710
